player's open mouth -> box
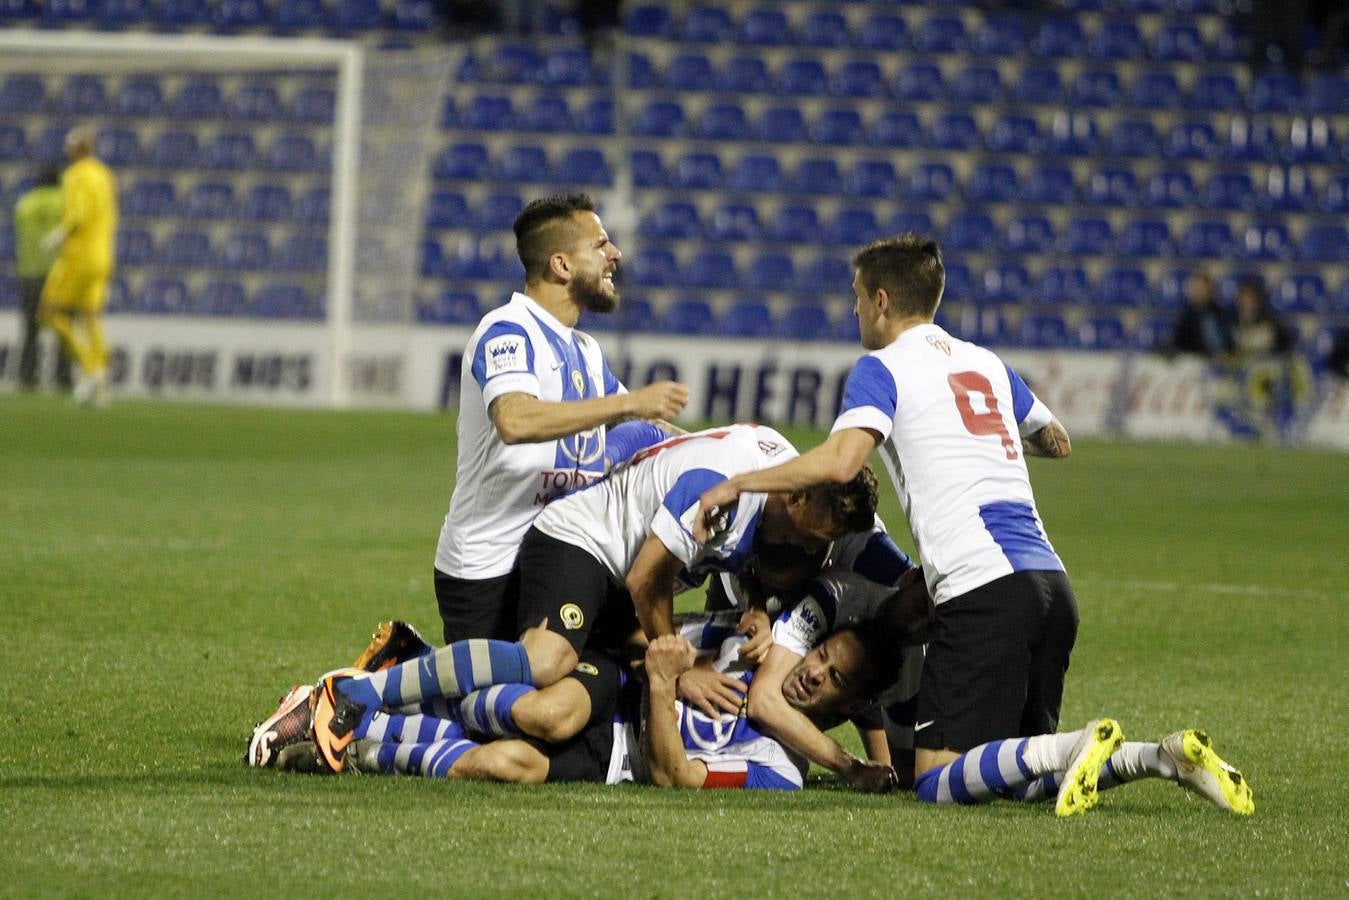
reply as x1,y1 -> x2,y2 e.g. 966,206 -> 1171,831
786,672 -> 810,703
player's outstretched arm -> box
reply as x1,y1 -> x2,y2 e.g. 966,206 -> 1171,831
489,380 -> 689,445
746,644 -> 865,778
641,636 -> 710,789
1022,417 -> 1072,458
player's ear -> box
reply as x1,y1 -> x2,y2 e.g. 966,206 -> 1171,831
874,287 -> 891,315
547,251 -> 571,282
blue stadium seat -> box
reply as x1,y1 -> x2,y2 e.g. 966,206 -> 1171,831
476,193 -> 525,230
739,8 -> 791,46
727,154 -> 783,193
1073,69 -> 1122,107
116,228 -> 155,266
895,63 -> 944,102
988,114 -> 1040,154
1301,224 -> 1349,262
800,10 -> 848,48
779,304 -> 831,341
434,142 -> 489,180
156,0 -> 210,25
698,103 -> 748,140
778,59 -> 828,96
114,76 -> 163,117
159,230 -> 212,267
575,97 -> 614,135
255,284 -> 309,319
605,297 -> 655,332
1046,112 -> 1098,155
1239,222 -> 1292,261
1087,168 -> 1139,206
1091,20 -> 1144,59
294,186 -> 329,225
629,248 -> 679,287
915,15 -> 968,53
291,84 -> 335,124
465,94 -> 515,130
949,65 -> 1003,104
1039,265 -> 1090,303
1182,220 -> 1235,258
142,278 -> 190,315
1262,166 -> 1314,212
1158,269 -> 1190,308
799,256 -> 851,295
1130,70 -> 1181,109
681,5 -> 733,43
1032,18 -> 1086,57
833,61 -> 885,99
674,151 -> 723,190
1274,274 -> 1326,314
425,191 -> 469,229
542,48 -> 601,88
634,100 -> 686,138
1204,171 -> 1256,211
229,83 -> 283,121
630,149 -> 666,187
1021,313 -> 1071,349
1305,73 -> 1348,115
1189,73 -> 1241,111
1334,280 -> 1349,314
275,0 -> 327,29
499,144 -> 550,183
58,75 -> 109,116
1250,71 -> 1302,113
929,113 -> 980,151
148,130 -> 200,168
887,210 -> 935,235
791,158 -> 843,195
640,201 -> 700,240
718,56 -> 772,93
770,205 -> 819,243
833,312 -> 862,344
1096,267 -> 1149,306
422,290 -> 482,325
662,298 -> 715,335
968,163 -> 1019,204
1148,170 -> 1197,208
216,231 -> 270,270
813,108 -> 863,146
758,106 -> 807,142
1133,316 -> 1173,351
1108,119 -> 1160,157
857,13 -> 909,52
275,234 -> 327,272
486,43 -> 541,83
558,147 -> 612,187
1003,215 -> 1055,253
1323,175 -> 1349,213
1080,314 -> 1128,350
1224,117 -> 1279,162
121,180 -> 176,218
847,160 -> 898,198
908,163 -> 955,202
828,208 -> 880,246
685,251 -> 737,289
421,239 -> 446,277
521,93 -> 571,133
96,127 -> 141,166
172,78 -> 223,119
265,134 -> 318,172
625,52 -> 658,90
664,53 -> 714,92
1062,217 -> 1113,255
214,0 -> 269,28
1152,23 -> 1204,61
945,212 -> 998,252
196,280 -> 248,317
203,133 -> 256,170
183,182 -> 235,219
982,263 -> 1031,304
975,15 -> 1028,56
1118,218 -> 1172,257
941,263 -> 976,302
746,253 -> 796,291
1283,117 -> 1338,164
1165,121 -> 1218,160
624,3 -> 672,38
95,0 -> 150,27
871,111 -> 923,148
707,204 -> 761,241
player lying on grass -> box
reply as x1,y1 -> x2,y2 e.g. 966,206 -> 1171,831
308,424 -> 882,775
251,623 -> 894,790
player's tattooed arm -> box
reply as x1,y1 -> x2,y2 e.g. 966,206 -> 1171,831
1022,417 -> 1071,458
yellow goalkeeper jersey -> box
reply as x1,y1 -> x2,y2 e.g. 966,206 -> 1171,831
58,155 -> 118,272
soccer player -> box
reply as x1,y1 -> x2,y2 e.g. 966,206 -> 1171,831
11,165 -> 68,390
695,234 -> 1076,787
38,125 -> 118,406
435,193 -> 689,644
311,424 -> 880,773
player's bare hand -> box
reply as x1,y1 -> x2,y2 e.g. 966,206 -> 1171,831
736,609 -> 773,664
676,665 -> 746,718
845,759 -> 900,794
645,635 -> 696,682
694,480 -> 741,543
628,381 -> 689,421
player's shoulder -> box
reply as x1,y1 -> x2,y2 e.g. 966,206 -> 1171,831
468,296 -> 533,342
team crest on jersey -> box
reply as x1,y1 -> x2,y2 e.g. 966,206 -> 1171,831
926,335 -> 952,356
571,369 -> 585,395
559,603 -> 585,630
484,335 -> 528,376
556,426 -> 605,467
573,662 -> 599,676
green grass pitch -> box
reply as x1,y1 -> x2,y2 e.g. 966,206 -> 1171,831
2,393 -> 1346,897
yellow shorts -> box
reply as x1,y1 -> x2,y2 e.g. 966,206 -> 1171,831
41,257 -> 111,313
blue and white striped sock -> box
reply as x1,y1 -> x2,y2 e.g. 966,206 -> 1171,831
942,741 -> 1172,804
363,711 -> 467,745
374,738 -> 479,778
914,730 -> 1083,804
459,684 -> 535,738
339,639 -> 533,711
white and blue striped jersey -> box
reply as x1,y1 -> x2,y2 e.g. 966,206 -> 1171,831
533,424 -> 797,585
832,323 -> 1062,605
436,292 -> 625,580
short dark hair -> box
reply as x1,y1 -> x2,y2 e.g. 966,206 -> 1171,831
803,465 -> 879,535
852,233 -> 945,319
513,193 -> 597,281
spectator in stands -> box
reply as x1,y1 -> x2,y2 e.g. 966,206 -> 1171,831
1229,278 -> 1311,439
12,165 -> 71,391
1326,329 -> 1349,379
1169,273 -> 1235,359
38,125 -> 119,406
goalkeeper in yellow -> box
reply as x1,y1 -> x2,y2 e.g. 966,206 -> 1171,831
39,125 -> 118,405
